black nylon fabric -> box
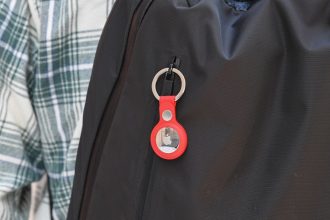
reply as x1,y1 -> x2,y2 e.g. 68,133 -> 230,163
68,0 -> 330,219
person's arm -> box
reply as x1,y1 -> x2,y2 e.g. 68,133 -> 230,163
0,0 -> 44,218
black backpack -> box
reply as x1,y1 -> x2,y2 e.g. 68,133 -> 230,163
68,0 -> 330,219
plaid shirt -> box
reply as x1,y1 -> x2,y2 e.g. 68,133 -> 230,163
0,0 -> 115,219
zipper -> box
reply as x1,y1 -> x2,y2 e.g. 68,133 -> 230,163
138,56 -> 181,220
78,0 -> 153,219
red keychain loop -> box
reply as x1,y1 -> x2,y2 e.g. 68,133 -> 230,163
150,68 -> 188,160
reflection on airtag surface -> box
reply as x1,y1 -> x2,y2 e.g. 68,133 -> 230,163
156,127 -> 180,153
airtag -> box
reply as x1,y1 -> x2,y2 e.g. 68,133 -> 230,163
156,127 -> 180,153
150,68 -> 187,160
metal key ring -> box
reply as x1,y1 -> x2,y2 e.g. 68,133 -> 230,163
151,67 -> 186,101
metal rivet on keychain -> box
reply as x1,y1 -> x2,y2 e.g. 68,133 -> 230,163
150,67 -> 187,160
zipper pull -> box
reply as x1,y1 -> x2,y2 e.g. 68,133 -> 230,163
161,56 -> 181,96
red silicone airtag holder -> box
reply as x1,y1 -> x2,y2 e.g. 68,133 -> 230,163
150,96 -> 187,160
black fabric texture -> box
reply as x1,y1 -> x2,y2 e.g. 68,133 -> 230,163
68,0 -> 330,219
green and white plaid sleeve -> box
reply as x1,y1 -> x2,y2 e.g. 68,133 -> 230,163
0,0 -> 43,218
0,0 -> 114,219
